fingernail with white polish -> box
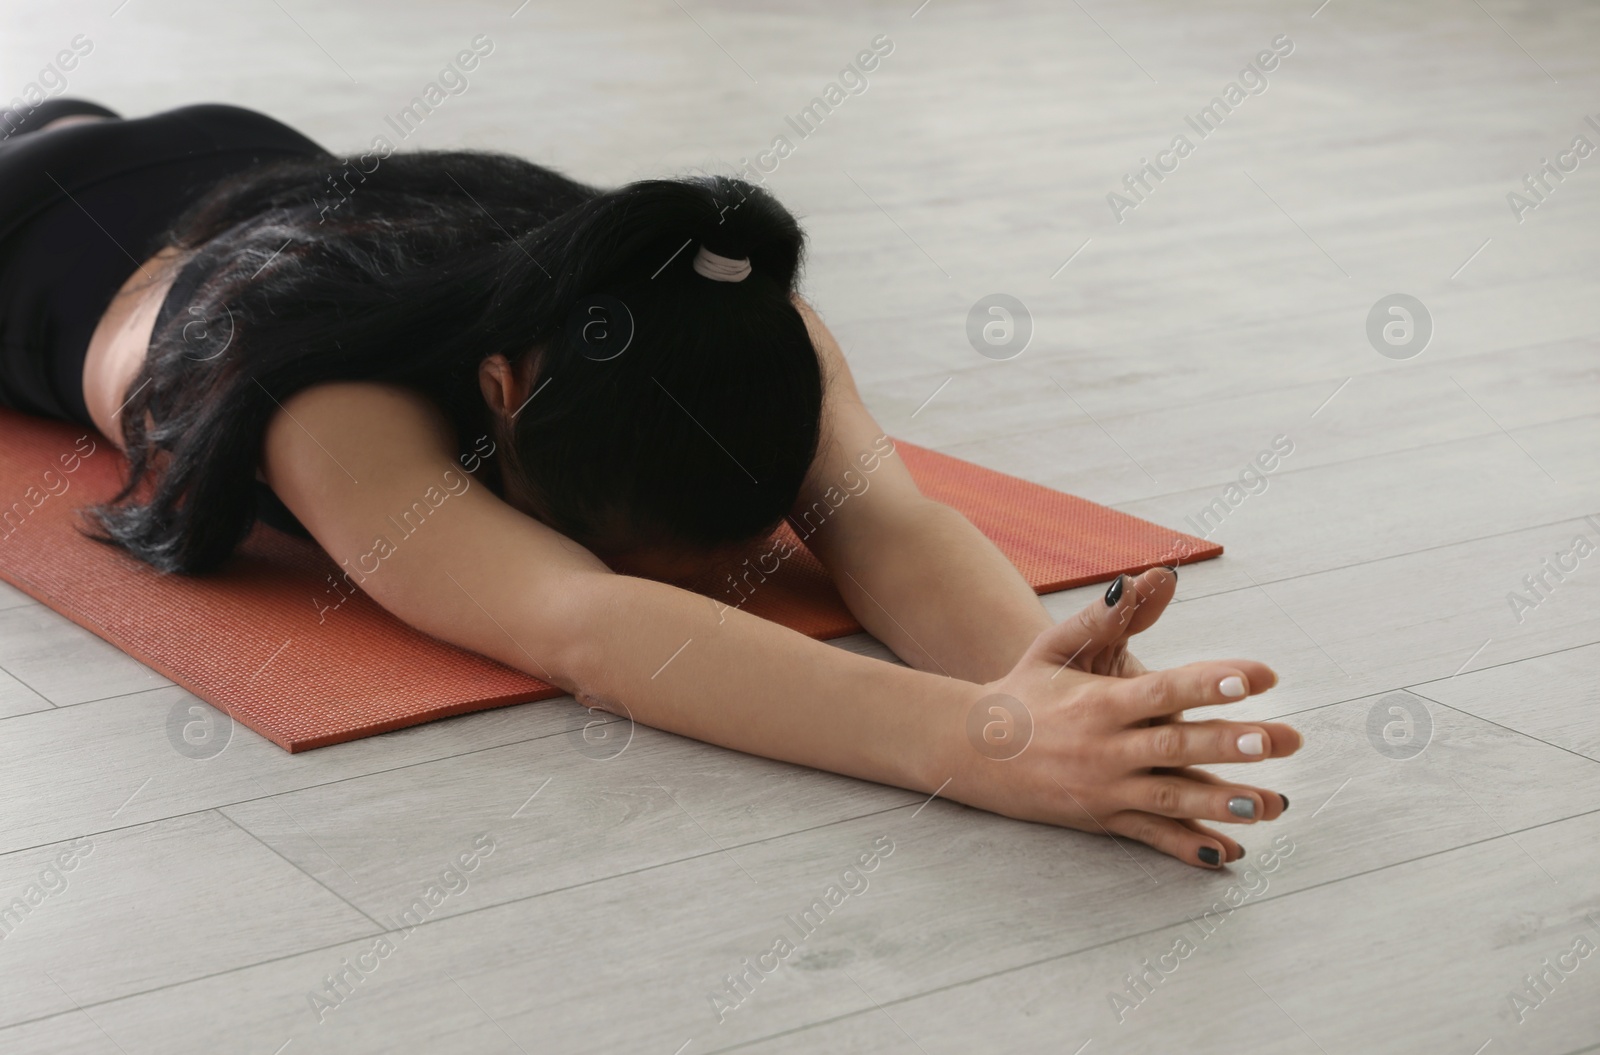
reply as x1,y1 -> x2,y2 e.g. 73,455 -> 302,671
1220,676 -> 1246,697
1228,796 -> 1256,819
1237,732 -> 1264,756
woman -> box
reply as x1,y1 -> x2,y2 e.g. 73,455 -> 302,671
0,100 -> 1299,868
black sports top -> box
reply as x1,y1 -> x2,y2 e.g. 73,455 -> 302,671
0,101 -> 326,535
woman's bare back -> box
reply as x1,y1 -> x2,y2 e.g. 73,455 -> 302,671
80,245 -> 182,449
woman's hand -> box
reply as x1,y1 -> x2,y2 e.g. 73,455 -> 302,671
941,616 -> 1301,869
1048,565 -> 1179,679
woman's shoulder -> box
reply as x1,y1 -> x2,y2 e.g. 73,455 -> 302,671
265,380 -> 459,471
261,379 -> 487,552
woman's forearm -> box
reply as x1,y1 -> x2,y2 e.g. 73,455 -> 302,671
785,298 -> 1052,684
552,571 -> 977,792
822,498 -> 1054,684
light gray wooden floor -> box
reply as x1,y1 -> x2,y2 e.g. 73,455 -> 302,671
3,0 -> 1598,1052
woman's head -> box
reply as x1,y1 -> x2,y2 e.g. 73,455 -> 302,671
475,175 -> 823,561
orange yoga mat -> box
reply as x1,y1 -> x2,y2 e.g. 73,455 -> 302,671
0,408 -> 1220,751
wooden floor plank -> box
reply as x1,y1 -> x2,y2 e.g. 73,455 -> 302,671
220,724 -> 918,926
1415,643 -> 1600,762
0,812 -> 374,1031
731,810 -> 1600,1055
0,605 -> 170,706
0,685 -> 588,857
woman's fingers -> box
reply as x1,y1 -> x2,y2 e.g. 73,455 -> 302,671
1119,718 -> 1301,768
1032,583 -> 1132,669
1105,810 -> 1229,869
1123,774 -> 1268,824
1108,660 -> 1279,722
1163,766 -> 1291,820
1103,812 -> 1257,870
1258,721 -> 1302,758
1119,565 -> 1177,637
1179,818 -> 1245,863
1026,566 -> 1178,674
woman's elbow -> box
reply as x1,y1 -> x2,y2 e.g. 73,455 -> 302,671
522,570 -> 621,696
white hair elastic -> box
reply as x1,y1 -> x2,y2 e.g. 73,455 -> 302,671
692,244 -> 752,282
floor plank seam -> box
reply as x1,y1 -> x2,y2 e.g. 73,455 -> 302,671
1164,509 -> 1600,596
19,681 -> 177,711
1410,693 -> 1600,767
873,304 -> 1600,416
0,723 -> 599,860
0,661 -> 58,710
213,807 -> 388,933
880,336 -> 1581,431
0,718 -> 919,872
1231,637 -> 1600,725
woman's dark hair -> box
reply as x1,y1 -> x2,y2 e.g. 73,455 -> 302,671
89,151 -> 823,574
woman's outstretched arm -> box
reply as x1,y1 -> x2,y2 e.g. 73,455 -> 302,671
262,381 -> 1299,868
791,298 -> 1168,684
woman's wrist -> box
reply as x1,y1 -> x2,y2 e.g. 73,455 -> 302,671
892,668 -> 989,796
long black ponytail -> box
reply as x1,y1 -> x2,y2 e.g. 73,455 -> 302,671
88,151 -> 823,574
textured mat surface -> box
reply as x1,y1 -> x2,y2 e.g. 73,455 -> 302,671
0,409 -> 1221,751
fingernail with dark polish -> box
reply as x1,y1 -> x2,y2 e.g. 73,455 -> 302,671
1228,796 -> 1256,819
1163,563 -> 1179,581
1198,846 -> 1220,866
1279,794 -> 1289,812
1104,575 -> 1125,607
1232,845 -> 1246,861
